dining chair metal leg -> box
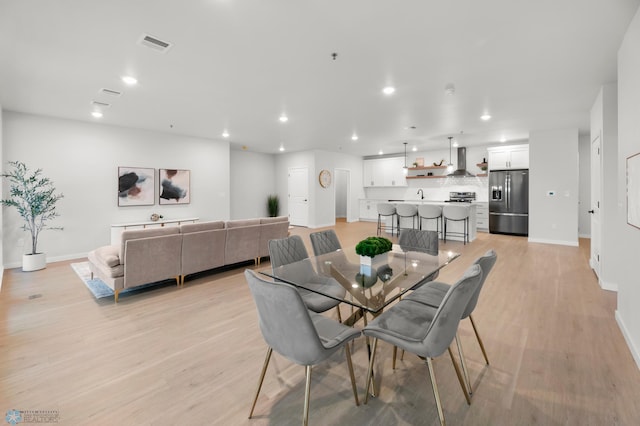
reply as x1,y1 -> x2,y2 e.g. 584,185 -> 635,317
469,315 -> 490,365
344,344 -> 360,406
249,347 -> 273,418
364,338 -> 379,404
392,346 -> 398,369
455,334 -> 473,396
447,347 -> 471,405
336,305 -> 342,323
425,357 -> 445,426
303,365 -> 312,426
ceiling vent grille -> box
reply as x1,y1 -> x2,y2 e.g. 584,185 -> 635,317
91,100 -> 111,108
100,88 -> 122,97
138,33 -> 172,53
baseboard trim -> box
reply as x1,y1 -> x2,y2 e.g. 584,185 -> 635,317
616,310 -> 640,370
3,252 -> 88,270
527,237 -> 579,247
599,279 -> 619,292
578,233 -> 591,238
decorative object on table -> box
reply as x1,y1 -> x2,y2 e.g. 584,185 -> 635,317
267,194 -> 279,217
415,157 -> 424,167
356,236 -> 393,276
118,167 -> 155,206
412,162 -> 419,167
159,169 -> 190,204
627,152 -> 640,229
318,169 -> 331,188
150,213 -> 164,222
433,159 -> 444,166
1,161 -> 64,271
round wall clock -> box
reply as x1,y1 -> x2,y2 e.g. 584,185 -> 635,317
318,169 -> 332,188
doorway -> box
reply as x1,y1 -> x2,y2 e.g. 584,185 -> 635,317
334,169 -> 350,222
590,133 -> 601,278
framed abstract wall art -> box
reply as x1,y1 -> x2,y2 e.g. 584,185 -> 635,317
159,169 -> 190,205
118,167 -> 155,206
627,152 -> 640,229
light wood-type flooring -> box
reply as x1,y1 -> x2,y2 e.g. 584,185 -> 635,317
2,221 -> 640,425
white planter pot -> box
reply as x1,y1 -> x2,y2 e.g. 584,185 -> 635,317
23,253 -> 46,272
359,252 -> 389,276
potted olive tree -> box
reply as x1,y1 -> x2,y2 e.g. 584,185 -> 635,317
1,161 -> 64,271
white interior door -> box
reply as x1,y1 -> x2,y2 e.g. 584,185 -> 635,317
590,134 -> 601,277
288,167 -> 309,227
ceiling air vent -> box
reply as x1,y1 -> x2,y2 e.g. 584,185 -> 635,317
138,33 -> 172,53
100,88 -> 122,97
91,100 -> 111,108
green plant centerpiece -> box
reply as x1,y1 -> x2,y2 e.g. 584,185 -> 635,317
355,236 -> 393,258
267,194 -> 279,217
1,161 -> 64,271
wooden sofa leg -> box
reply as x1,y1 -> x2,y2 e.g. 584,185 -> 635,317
114,289 -> 120,303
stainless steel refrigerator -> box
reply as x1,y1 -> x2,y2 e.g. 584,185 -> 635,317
489,169 -> 529,236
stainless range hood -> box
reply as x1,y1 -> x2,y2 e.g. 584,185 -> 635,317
448,147 -> 475,177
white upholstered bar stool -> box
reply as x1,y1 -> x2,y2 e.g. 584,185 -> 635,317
443,204 -> 470,245
418,204 -> 443,238
377,203 -> 397,236
396,204 -> 418,234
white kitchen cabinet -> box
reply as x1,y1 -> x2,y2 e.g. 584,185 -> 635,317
363,157 -> 407,187
487,144 -> 529,170
475,202 -> 488,232
359,199 -> 379,221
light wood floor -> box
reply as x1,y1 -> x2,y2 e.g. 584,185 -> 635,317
2,221 -> 640,425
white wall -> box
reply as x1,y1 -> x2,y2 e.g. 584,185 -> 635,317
334,169 -> 348,218
529,128 -> 579,246
0,106 -> 3,277
578,133 -> 591,237
2,111 -> 230,267
616,6 -> 640,369
230,150 -> 276,219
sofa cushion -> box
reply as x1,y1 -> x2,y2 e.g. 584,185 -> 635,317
120,227 -> 180,260
87,248 -> 125,279
91,245 -> 120,267
180,221 -> 225,233
226,218 -> 260,228
260,216 -> 288,224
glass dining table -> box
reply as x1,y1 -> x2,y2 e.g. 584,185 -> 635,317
260,243 -> 460,326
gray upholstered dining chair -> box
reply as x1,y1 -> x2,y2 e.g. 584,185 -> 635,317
268,235 -> 346,320
362,264 -> 483,426
404,249 -> 497,396
244,270 -> 361,426
309,229 -> 342,256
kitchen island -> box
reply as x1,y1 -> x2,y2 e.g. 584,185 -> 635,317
359,199 -> 477,243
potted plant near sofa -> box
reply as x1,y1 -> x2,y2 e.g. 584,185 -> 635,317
267,194 -> 279,217
1,161 -> 64,271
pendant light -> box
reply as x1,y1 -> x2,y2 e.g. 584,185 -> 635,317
403,142 -> 409,175
446,137 -> 454,173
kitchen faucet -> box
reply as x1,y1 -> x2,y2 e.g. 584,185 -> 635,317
417,189 -> 424,199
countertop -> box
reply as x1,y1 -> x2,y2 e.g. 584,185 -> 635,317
360,198 -> 487,204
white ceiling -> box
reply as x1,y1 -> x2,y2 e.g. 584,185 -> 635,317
1,0 -> 638,156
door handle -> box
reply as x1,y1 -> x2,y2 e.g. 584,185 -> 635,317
588,210 -> 594,214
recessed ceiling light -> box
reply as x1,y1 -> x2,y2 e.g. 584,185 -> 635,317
222,130 -> 230,138
412,146 -> 417,152
453,141 -> 459,147
279,114 -> 288,123
351,134 -> 358,141
500,136 -> 507,143
378,150 -> 384,155
382,86 -> 395,95
91,111 -> 103,118
122,76 -> 138,85
279,146 -> 285,152
481,114 -> 492,121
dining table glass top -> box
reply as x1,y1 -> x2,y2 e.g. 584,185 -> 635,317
260,243 -> 459,314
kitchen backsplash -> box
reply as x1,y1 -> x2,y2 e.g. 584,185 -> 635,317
364,176 -> 489,202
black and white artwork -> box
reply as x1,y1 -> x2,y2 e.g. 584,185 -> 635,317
159,169 -> 190,204
118,167 -> 155,206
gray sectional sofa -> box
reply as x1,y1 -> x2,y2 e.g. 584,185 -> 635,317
87,216 -> 289,302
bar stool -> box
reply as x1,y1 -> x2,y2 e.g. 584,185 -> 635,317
418,204 -> 443,238
396,204 -> 418,234
377,203 -> 397,236
443,204 -> 470,244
